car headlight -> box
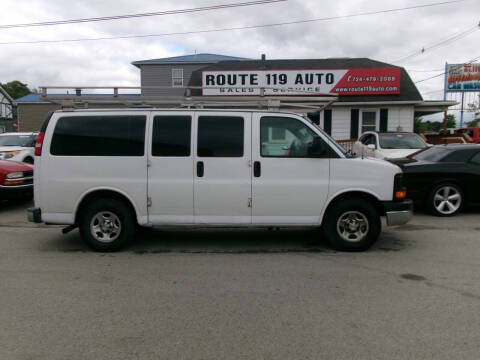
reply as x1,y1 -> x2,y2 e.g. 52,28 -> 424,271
6,172 -> 24,179
3,151 -> 20,159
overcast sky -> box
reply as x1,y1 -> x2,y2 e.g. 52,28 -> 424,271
0,0 -> 479,122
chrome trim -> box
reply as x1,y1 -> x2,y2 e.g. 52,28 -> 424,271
0,184 -> 33,189
3,176 -> 33,182
386,210 -> 412,226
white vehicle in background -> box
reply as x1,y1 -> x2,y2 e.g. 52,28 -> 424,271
0,132 -> 38,164
353,131 -> 430,159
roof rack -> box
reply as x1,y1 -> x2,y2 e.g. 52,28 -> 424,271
39,86 -> 338,113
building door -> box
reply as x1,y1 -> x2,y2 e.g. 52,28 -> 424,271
194,112 -> 252,224
251,114 -> 330,225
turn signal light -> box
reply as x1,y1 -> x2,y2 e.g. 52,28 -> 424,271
4,179 -> 24,186
395,190 -> 407,200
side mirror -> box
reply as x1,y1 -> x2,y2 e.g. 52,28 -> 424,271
308,137 -> 327,157
367,144 -> 376,150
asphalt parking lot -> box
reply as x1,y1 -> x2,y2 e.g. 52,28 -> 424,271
1,200 -> 480,359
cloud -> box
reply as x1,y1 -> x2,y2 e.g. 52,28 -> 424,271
0,0 -> 478,113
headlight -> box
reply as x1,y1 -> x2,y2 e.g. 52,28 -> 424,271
4,151 -> 20,159
6,172 -> 23,179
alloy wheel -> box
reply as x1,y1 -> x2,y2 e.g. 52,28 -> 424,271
433,185 -> 461,215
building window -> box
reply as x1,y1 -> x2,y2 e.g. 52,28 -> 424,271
172,68 -> 183,87
360,110 -> 377,134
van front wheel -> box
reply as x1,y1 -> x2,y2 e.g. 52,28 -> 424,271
324,199 -> 381,251
79,198 -> 135,252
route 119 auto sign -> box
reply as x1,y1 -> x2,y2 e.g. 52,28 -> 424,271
202,68 -> 401,96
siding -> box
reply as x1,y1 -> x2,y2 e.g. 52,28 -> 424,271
328,105 -> 415,140
140,63 -> 211,97
18,103 -> 60,132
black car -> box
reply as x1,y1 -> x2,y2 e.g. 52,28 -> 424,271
389,144 -> 480,216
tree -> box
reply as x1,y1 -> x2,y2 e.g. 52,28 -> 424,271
466,119 -> 479,127
445,114 -> 456,128
414,114 -> 456,134
414,117 -> 427,133
0,80 -> 32,99
467,101 -> 479,123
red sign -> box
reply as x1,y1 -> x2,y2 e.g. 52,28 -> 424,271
332,68 -> 401,95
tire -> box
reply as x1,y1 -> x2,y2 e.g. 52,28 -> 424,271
427,183 -> 463,217
79,198 -> 135,252
324,199 -> 381,251
23,157 -> 34,164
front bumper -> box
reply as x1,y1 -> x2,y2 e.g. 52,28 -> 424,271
382,200 -> 413,226
0,184 -> 33,200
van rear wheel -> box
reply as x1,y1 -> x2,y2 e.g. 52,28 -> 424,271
79,198 -> 135,252
324,199 -> 381,251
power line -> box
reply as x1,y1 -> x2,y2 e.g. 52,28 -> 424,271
0,0 -> 466,45
392,23 -> 479,63
421,88 -> 444,94
0,0 -> 286,29
414,54 -> 480,84
407,68 -> 446,72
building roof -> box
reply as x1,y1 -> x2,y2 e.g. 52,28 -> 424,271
188,57 -> 423,103
132,53 -> 248,67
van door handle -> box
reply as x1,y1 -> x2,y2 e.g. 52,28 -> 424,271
253,161 -> 261,177
197,161 -> 204,177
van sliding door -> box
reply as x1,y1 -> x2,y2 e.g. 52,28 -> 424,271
193,112 -> 252,224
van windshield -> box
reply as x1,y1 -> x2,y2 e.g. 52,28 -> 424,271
308,119 -> 349,156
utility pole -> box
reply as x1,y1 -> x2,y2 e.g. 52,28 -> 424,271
443,62 -> 448,134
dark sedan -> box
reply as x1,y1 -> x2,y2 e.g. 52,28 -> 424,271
389,144 -> 480,216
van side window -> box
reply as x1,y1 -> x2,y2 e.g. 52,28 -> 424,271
197,116 -> 244,157
50,115 -> 146,156
261,116 -> 330,158
152,116 -> 191,157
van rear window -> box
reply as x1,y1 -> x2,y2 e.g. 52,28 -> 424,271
50,115 -> 146,156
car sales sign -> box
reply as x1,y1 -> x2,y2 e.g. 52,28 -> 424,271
202,68 -> 401,96
446,63 -> 480,92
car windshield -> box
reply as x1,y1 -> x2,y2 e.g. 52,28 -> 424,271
0,134 -> 36,147
412,146 -> 452,162
379,133 -> 428,149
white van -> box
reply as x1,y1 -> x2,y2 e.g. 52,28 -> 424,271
28,109 -> 412,251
